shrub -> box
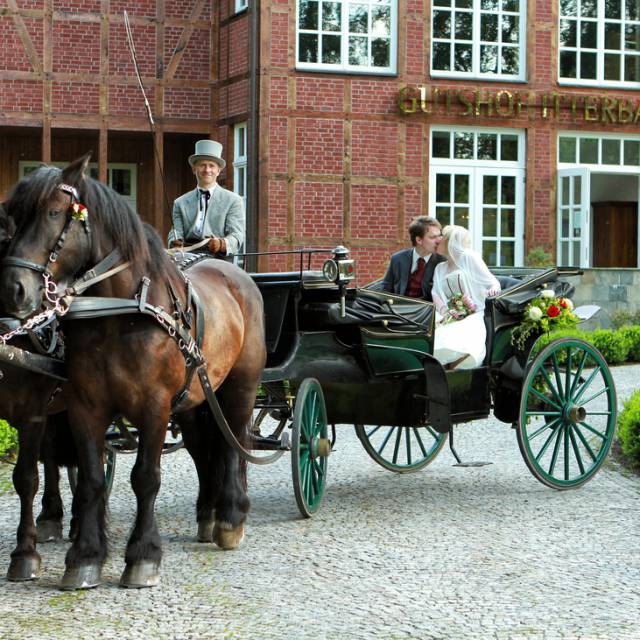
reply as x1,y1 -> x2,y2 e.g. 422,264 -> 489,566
610,309 -> 640,330
524,246 -> 553,268
588,328 -> 631,364
618,325 -> 640,362
618,391 -> 640,467
0,419 -> 18,459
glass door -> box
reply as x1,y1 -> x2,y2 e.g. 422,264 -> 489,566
557,169 -> 590,267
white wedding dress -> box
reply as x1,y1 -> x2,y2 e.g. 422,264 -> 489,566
431,249 -> 500,369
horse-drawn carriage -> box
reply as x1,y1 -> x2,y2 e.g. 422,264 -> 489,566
242,253 -> 616,517
0,158 -> 617,589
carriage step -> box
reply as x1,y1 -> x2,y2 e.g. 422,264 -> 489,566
449,428 -> 492,467
250,431 -> 291,451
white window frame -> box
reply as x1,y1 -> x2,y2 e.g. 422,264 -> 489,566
18,161 -> 138,212
235,0 -> 248,12
430,0 -> 526,82
296,0 -> 397,74
233,122 -> 248,205
429,126 -> 526,267
559,0 -> 640,88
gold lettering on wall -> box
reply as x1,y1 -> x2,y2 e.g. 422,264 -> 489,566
397,85 -> 640,126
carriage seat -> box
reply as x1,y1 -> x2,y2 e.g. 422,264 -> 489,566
300,289 -> 434,334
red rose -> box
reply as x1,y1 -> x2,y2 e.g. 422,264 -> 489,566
558,298 -> 568,308
548,305 -> 560,318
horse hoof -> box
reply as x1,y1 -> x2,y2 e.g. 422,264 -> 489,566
36,520 -> 63,543
120,561 -> 160,588
214,521 -> 244,550
197,520 -> 215,543
7,555 -> 42,581
59,564 -> 102,590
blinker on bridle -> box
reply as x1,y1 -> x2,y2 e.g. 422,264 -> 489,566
1,182 -> 91,277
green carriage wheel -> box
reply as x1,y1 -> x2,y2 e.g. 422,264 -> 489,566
291,378 -> 330,518
518,337 -> 616,490
67,448 -> 116,498
355,424 -> 447,473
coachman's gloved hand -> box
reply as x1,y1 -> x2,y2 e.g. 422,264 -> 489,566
169,239 -> 184,249
207,237 -> 227,254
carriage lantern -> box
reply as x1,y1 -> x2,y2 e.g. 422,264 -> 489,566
322,246 -> 355,317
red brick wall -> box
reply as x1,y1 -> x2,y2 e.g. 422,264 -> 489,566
0,2 -> 213,125
257,0 -> 640,281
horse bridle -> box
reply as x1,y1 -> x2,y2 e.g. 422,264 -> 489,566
1,183 -> 91,282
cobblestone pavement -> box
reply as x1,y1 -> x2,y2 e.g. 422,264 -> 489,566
1,366 -> 639,640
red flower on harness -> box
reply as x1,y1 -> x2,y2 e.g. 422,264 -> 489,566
71,202 -> 89,222
547,305 -> 560,318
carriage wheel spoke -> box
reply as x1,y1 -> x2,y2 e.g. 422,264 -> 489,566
563,424 -> 570,480
412,427 -> 429,458
367,425 -> 382,438
377,427 -> 395,456
569,350 -> 589,397
571,423 -> 597,464
551,354 -> 565,400
540,366 -> 563,406
573,366 -> 602,404
564,348 -> 573,401
578,421 -> 607,441
529,386 -> 562,411
392,427 -> 403,464
528,417 -> 561,441
579,387 -> 608,406
534,423 -> 562,461
547,425 -> 564,476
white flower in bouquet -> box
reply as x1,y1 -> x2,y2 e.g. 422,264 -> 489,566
528,306 -> 543,321
540,289 -> 555,299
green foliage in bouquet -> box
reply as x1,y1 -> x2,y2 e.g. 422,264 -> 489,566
511,288 -> 580,351
0,419 -> 18,460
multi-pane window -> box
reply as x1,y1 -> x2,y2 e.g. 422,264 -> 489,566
430,128 -> 525,267
233,123 -> 248,202
559,0 -> 640,85
297,0 -> 396,73
19,161 -> 137,212
559,133 -> 640,166
431,0 -> 525,80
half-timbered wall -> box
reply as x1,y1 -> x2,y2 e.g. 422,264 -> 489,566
0,0 -> 221,235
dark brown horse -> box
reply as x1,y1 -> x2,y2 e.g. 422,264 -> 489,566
0,156 -> 266,589
0,205 -> 77,580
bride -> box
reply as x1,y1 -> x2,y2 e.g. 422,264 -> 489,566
432,225 -> 501,369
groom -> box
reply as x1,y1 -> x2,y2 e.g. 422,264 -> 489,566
381,216 -> 445,301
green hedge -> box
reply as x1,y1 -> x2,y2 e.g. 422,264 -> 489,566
0,419 -> 18,459
618,390 -> 640,468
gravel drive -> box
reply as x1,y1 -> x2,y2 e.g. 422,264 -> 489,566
0,365 -> 639,639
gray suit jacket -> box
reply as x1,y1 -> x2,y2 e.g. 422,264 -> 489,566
168,185 -> 245,255
381,249 -> 446,302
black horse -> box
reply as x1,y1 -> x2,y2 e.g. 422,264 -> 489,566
0,156 -> 266,589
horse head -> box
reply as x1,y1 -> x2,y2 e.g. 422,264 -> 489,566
0,153 -> 144,319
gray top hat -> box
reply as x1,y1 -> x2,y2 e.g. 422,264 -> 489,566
188,139 -> 226,170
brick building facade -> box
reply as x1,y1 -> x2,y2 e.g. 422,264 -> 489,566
2,1 -> 640,283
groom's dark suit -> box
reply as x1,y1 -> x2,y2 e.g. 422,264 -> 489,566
381,249 -> 446,301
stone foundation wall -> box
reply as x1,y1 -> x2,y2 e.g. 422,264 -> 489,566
565,269 -> 639,329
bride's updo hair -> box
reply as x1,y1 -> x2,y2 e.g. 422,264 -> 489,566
441,225 -> 472,265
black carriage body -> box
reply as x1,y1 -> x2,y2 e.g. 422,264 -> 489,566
253,269 -> 494,429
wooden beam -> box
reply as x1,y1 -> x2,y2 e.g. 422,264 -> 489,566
98,123 -> 108,183
164,0 -> 207,80
6,0 -> 43,75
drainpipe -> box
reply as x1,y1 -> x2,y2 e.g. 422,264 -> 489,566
246,0 -> 260,271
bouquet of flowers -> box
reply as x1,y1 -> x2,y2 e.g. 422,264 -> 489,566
511,287 -> 579,350
441,293 -> 477,324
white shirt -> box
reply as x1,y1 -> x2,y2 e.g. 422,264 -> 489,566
411,249 -> 432,273
192,184 -> 217,239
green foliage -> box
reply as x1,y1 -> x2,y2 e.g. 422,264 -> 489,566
610,308 -> 640,330
524,246 -> 553,268
588,328 -> 631,364
618,325 -> 640,362
618,390 -> 640,467
0,419 -> 18,459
